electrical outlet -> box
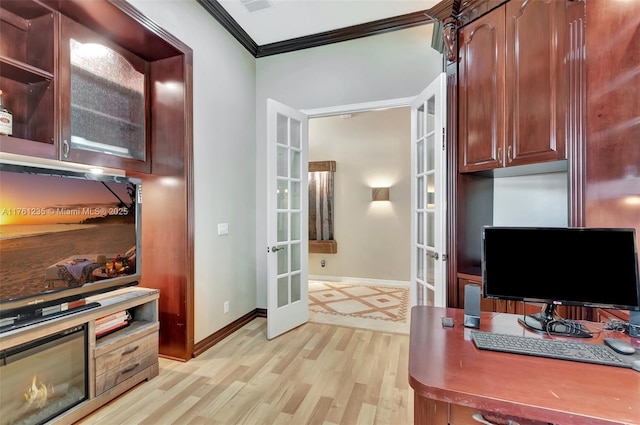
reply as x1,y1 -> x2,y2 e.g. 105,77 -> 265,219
224,301 -> 229,314
321,259 -> 326,267
218,223 -> 229,235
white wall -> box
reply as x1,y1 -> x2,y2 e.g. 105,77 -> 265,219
128,0 -> 257,343
493,172 -> 569,227
308,108 -> 411,281
256,24 -> 443,307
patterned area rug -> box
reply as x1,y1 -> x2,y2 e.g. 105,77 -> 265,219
308,280 -> 410,334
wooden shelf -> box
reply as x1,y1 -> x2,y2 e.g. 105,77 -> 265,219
309,240 -> 337,254
0,55 -> 53,83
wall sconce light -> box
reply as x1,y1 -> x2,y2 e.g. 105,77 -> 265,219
372,187 -> 390,201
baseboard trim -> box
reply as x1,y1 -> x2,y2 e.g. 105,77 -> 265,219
193,308 -> 266,357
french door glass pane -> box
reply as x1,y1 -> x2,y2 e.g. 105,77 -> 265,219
426,134 -> 435,171
277,277 -> 289,307
426,287 -> 435,306
290,150 -> 300,178
277,146 -> 288,177
427,175 -> 435,208
427,96 -> 436,133
291,181 -> 301,209
277,180 -> 288,209
277,213 -> 288,242
291,212 -> 300,240
427,211 -> 435,247
290,119 -> 301,148
291,273 -> 301,302
427,254 -> 435,284
417,104 -> 425,138
291,242 -> 301,272
277,114 -> 288,145
417,212 -> 424,245
277,246 -> 288,275
417,247 -> 424,281
417,140 -> 424,174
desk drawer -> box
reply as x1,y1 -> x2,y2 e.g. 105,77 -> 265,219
450,404 -> 550,425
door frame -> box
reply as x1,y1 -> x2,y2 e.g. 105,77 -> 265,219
303,96 -> 419,305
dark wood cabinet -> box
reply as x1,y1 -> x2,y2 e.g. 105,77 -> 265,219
504,0 -> 566,167
58,15 -> 151,173
458,0 -> 566,173
1,0 -> 195,361
458,6 -> 505,172
0,1 -> 57,159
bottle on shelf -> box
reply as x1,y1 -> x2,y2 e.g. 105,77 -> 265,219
0,90 -> 13,136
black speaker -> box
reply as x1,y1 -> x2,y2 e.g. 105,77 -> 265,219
464,284 -> 481,329
630,310 -> 640,338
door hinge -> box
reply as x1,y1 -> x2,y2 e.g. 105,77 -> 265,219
442,128 -> 446,150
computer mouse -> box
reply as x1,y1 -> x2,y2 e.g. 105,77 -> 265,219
633,360 -> 640,372
603,338 -> 636,355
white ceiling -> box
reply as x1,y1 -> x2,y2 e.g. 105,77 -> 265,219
216,0 -> 440,46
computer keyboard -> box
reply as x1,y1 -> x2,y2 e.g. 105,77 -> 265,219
471,331 -> 635,368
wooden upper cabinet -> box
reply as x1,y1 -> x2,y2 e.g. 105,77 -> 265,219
0,1 -> 57,159
58,16 -> 151,173
0,0 -> 153,173
505,0 -> 566,168
458,7 -> 505,172
458,1 -> 567,173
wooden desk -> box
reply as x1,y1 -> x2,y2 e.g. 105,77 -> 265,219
409,307 -> 640,425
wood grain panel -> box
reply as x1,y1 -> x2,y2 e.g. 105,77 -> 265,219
133,53 -> 194,361
584,0 -> 640,259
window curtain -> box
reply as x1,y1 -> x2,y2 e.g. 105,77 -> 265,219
308,171 -> 334,241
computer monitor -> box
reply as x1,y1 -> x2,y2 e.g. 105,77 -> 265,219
482,226 -> 640,337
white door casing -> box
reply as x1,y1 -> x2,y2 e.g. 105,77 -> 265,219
266,98 -> 309,339
411,73 -> 447,307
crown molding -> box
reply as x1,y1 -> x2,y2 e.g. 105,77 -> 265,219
196,0 -> 259,56
197,0 -> 432,58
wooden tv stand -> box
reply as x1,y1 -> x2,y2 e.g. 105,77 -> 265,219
0,287 -> 159,424
409,306 -> 640,425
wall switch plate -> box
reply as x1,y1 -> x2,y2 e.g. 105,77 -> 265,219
224,301 -> 229,314
218,223 -> 229,235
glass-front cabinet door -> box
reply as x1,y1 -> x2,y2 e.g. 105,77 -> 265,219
59,16 -> 150,173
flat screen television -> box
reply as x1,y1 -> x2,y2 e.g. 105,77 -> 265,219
0,162 -> 142,329
482,226 -> 640,337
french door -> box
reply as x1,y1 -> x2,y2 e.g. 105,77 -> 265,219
411,73 -> 447,307
266,99 -> 309,339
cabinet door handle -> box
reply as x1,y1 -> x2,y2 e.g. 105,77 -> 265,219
507,145 -> 513,163
497,147 -> 503,165
63,139 -> 70,158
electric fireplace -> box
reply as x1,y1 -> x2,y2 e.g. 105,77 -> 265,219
0,325 -> 88,425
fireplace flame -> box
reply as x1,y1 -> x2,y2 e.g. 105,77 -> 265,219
24,375 -> 54,409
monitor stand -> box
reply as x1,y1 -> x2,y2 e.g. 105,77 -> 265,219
517,304 -> 592,338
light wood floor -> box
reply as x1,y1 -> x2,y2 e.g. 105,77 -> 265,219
79,318 -> 413,425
